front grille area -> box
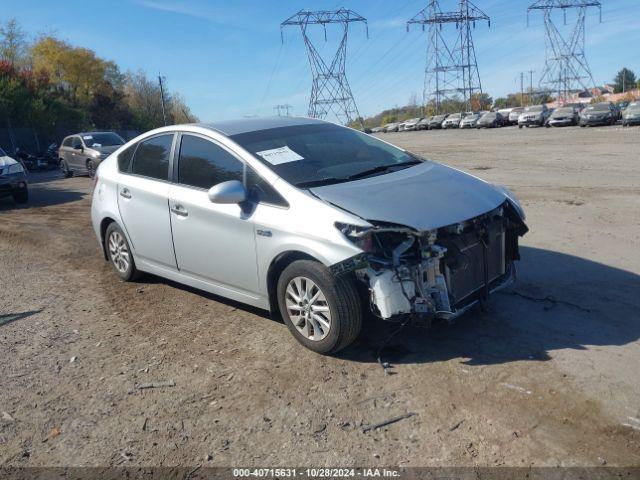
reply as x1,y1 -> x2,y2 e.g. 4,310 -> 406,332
442,219 -> 506,305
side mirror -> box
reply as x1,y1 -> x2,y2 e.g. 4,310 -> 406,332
208,180 -> 247,204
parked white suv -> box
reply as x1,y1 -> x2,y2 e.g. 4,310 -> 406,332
91,117 -> 527,354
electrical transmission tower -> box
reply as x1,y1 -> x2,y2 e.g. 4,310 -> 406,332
274,104 -> 293,116
407,1 -> 490,114
281,9 -> 368,126
528,1 -> 602,104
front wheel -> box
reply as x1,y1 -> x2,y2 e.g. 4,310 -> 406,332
12,187 -> 28,204
87,159 -> 96,178
277,260 -> 362,354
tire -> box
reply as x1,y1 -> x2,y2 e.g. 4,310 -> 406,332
518,125 -> 523,129
60,159 -> 73,178
277,260 -> 362,355
86,159 -> 96,178
12,187 -> 28,204
105,223 -> 140,282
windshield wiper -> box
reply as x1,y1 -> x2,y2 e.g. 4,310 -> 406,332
295,177 -> 344,188
345,160 -> 421,181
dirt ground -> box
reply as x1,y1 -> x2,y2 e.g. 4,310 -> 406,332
1,124 -> 640,468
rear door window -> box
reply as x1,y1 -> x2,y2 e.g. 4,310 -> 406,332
131,134 -> 173,181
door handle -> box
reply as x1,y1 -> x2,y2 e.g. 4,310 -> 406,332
120,189 -> 131,199
171,204 -> 188,217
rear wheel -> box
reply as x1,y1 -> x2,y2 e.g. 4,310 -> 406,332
12,187 -> 28,204
105,223 -> 140,281
277,260 -> 362,355
60,159 -> 73,178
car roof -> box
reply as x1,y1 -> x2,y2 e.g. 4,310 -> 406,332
197,116 -> 327,136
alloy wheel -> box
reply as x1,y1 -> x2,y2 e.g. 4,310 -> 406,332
108,231 -> 130,274
285,276 -> 331,341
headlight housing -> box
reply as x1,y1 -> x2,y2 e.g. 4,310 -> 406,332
495,185 -> 526,221
335,222 -> 374,252
7,163 -> 25,175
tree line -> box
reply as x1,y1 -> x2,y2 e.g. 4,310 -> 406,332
0,18 -> 197,151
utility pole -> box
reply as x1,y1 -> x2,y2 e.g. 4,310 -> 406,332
281,9 -> 368,127
158,74 -> 168,126
529,69 -> 535,104
528,1 -> 602,104
520,72 -> 525,107
407,0 -> 490,114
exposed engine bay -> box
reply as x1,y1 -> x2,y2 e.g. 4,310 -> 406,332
331,201 -> 528,323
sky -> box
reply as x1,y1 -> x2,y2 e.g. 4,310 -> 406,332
3,0 -> 639,122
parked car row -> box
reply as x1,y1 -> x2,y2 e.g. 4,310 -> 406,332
375,101 -> 636,133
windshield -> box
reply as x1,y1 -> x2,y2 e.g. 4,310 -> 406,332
553,107 -> 574,115
449,113 -> 461,119
432,115 -> 445,121
81,132 -> 125,147
0,147 -> 6,157
482,113 -> 496,120
525,106 -> 544,112
231,124 -> 422,188
628,103 -> 640,111
587,104 -> 610,111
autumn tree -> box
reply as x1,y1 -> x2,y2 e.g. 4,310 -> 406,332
0,18 -> 27,66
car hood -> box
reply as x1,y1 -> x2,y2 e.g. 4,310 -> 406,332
310,162 -> 508,231
0,156 -> 19,167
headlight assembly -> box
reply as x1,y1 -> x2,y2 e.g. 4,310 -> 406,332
7,163 -> 25,174
335,222 -> 374,252
495,185 -> 526,221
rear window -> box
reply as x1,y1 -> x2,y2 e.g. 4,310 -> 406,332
118,144 -> 137,172
131,134 -> 173,181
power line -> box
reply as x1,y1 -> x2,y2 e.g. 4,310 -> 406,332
281,8 -> 369,126
527,0 -> 602,104
407,0 -> 491,113
273,104 -> 293,116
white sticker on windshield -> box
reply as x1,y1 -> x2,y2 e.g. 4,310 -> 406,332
256,146 -> 304,165
83,135 -> 93,141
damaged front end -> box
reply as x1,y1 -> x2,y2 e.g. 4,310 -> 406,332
331,201 -> 528,324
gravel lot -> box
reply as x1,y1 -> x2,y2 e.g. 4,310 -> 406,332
1,125 -> 639,467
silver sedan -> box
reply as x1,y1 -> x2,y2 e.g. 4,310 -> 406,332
91,117 -> 528,354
